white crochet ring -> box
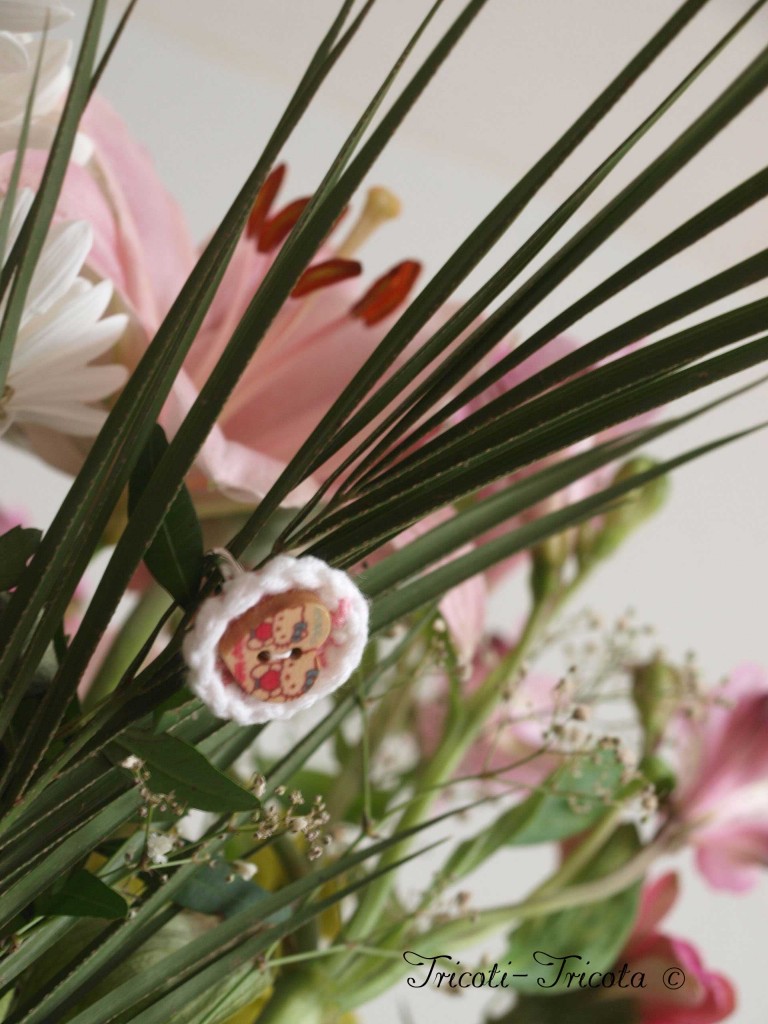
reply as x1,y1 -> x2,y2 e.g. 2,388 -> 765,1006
182,554 -> 369,724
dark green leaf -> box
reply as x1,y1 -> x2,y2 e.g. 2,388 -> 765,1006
119,730 -> 260,812
0,527 -> 41,592
128,426 -> 203,608
35,870 -> 127,920
231,0 -> 711,544
367,419 -> 765,632
293,1 -> 767,508
173,858 -> 282,921
0,0 -> 374,793
151,688 -> 198,734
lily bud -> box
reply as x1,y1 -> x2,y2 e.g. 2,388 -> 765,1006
578,457 -> 668,567
530,531 -> 571,604
632,654 -> 680,755
639,752 -> 677,800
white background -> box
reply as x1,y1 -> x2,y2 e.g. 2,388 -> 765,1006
5,1 -> 768,1021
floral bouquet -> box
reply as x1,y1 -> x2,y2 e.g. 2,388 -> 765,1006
0,1 -> 766,1022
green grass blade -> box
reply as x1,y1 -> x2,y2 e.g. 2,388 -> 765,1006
328,28 -> 768,498
88,0 -> 140,96
229,0 -> 711,551
357,373 -> 767,596
368,422 -> 765,632
0,0 -> 477,803
0,20 -> 49,262
396,166 -> 768,455
281,0 -> 766,521
0,0 -> 371,765
349,244 -> 768,497
308,328 -> 768,563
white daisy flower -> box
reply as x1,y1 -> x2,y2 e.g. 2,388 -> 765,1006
0,188 -> 128,439
0,1 -> 71,33
0,33 -> 92,162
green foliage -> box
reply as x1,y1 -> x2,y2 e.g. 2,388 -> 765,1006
118,730 -> 260,813
442,749 -> 625,883
34,870 -> 127,920
0,528 -> 40,593
173,859 -> 289,923
0,1 -> 767,1020
128,425 -> 203,608
503,827 -> 643,997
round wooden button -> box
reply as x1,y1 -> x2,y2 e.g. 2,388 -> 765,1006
217,589 -> 332,702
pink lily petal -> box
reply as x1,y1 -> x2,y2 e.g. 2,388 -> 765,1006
694,821 -> 768,893
80,95 -> 196,336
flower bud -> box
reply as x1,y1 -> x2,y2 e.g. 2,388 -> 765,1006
639,753 -> 677,800
632,654 -> 680,755
578,457 -> 668,567
530,531 -> 571,603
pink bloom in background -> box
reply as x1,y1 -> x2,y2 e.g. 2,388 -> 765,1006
619,873 -> 735,1023
417,634 -> 562,794
669,663 -> 768,893
0,506 -> 25,534
0,98 -> 435,506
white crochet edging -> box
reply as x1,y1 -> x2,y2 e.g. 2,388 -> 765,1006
182,555 -> 369,724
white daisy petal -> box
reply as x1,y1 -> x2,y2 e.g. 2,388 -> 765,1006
14,279 -> 115,364
0,190 -> 129,441
0,37 -> 70,125
19,363 -> 128,403
23,219 -> 92,319
17,401 -> 108,435
18,364 -> 126,403
15,316 -> 128,377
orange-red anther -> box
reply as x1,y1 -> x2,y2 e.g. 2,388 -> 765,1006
350,260 -> 421,326
246,164 -> 285,240
291,258 -> 362,298
257,197 -> 311,253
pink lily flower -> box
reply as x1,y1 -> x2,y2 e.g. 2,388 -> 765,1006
669,662 -> 768,892
618,872 -> 736,1023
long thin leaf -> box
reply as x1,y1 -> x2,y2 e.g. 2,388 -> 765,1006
367,422 -> 765,632
0,1 -> 107,386
59,830 -> 443,1024
377,168 -> 768,469
305,305 -> 768,559
229,0 -> 711,552
280,0 -> 768,531
355,396 -> 743,598
338,34 -> 768,496
347,247 -> 768,500
0,0 -> 374,789
1,0 -> 477,805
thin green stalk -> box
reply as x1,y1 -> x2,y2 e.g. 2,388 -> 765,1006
341,829 -> 673,1010
338,600 -> 548,951
531,804 -> 626,897
81,584 -> 172,712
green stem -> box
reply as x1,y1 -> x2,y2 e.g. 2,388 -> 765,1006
341,828 -> 671,1010
531,802 -> 625,897
81,583 -> 171,712
337,598 -> 550,955
254,968 -> 328,1024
